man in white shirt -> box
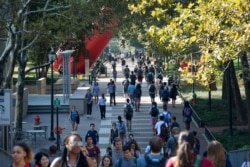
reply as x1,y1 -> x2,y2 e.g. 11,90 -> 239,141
154,115 -> 168,136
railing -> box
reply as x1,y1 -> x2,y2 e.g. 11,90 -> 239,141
204,126 -> 216,141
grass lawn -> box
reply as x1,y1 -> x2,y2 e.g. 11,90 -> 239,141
179,80 -> 250,151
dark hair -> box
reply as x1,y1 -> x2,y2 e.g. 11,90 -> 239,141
13,142 -> 33,162
152,102 -> 157,106
159,115 -> 164,121
113,137 -> 122,146
126,98 -> 130,103
90,123 -> 95,127
178,131 -> 195,147
118,115 -> 122,122
49,145 -> 57,154
172,116 -> 177,121
61,132 -> 87,167
34,152 -> 50,167
149,136 -> 163,153
184,101 -> 190,108
122,145 -> 131,152
102,93 -> 105,98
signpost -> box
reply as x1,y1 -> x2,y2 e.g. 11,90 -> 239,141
54,98 -> 61,151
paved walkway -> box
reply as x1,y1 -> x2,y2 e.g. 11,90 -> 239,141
20,58 -> 210,156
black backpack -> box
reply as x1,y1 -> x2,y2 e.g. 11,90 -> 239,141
149,85 -> 156,93
159,123 -> 170,140
126,104 -> 133,117
150,107 -> 159,117
144,155 -> 166,167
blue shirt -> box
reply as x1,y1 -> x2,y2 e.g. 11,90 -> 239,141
85,130 -> 99,145
85,93 -> 93,104
128,84 -> 135,95
92,86 -> 100,96
70,111 -> 78,122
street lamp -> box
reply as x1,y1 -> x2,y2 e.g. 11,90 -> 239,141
48,48 -> 56,141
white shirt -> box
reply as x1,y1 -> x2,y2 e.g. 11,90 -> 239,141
98,97 -> 106,106
155,120 -> 168,135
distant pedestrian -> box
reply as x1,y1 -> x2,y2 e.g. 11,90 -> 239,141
85,89 -> 93,118
98,93 -> 107,119
113,69 -> 117,82
161,85 -> 170,106
108,80 -> 116,106
165,127 -> 180,158
149,102 -> 160,134
129,71 -> 137,85
169,84 -> 178,107
133,84 -> 142,112
127,83 -> 136,106
85,123 -> 99,145
69,105 -> 79,131
123,99 -> 134,132
170,116 -> 180,131
148,81 -> 156,102
183,101 -> 193,130
9,142 -> 38,167
48,145 -> 58,163
34,152 -> 50,167
92,82 -> 100,104
192,131 -> 200,155
109,122 -> 119,145
122,78 -> 130,99
117,116 -> 127,143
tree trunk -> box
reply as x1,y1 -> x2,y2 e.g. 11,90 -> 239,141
229,60 -> 244,123
240,52 -> 250,130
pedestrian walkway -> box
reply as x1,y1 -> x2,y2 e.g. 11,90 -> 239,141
20,57 -> 209,157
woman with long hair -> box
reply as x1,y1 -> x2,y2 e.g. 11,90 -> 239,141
50,132 -> 94,167
10,142 -> 38,167
34,152 -> 50,167
207,140 -> 232,167
166,131 -> 214,167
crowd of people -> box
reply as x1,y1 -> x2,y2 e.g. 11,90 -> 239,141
8,53 -> 246,167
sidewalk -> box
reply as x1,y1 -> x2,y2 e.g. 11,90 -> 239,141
20,57 -> 210,156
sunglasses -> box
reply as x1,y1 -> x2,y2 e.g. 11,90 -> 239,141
69,141 -> 83,146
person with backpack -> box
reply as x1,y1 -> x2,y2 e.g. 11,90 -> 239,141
85,123 -> 99,145
165,127 -> 180,158
129,71 -> 137,85
147,71 -> 154,84
161,85 -> 170,106
122,78 -> 130,99
123,99 -> 134,132
166,131 -> 214,167
124,65 -> 130,78
154,115 -> 169,141
137,67 -> 144,83
161,104 -> 172,125
133,84 -> 142,112
149,102 -> 160,134
169,84 -> 178,108
149,81 -> 156,102
117,116 -> 127,143
137,136 -> 167,167
183,101 -> 193,130
114,145 -> 137,167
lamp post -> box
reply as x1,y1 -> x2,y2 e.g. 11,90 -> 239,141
48,48 -> 56,141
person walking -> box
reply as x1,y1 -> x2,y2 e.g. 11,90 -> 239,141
161,85 -> 170,106
9,142 -> 38,167
127,83 -> 136,106
98,93 -> 107,119
85,123 -> 99,145
69,105 -> 79,131
108,80 -> 116,106
183,101 -> 193,130
113,69 -> 117,82
109,122 -> 119,145
122,78 -> 130,99
133,84 -> 142,112
92,82 -> 100,104
50,132 -> 94,167
169,84 -> 178,108
148,81 -> 156,102
117,116 -> 127,143
85,89 -> 93,118
149,102 -> 160,134
123,99 -> 134,132
112,137 -> 124,164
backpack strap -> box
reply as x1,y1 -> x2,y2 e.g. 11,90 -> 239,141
193,155 -> 203,167
133,157 -> 137,167
118,157 -> 122,167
